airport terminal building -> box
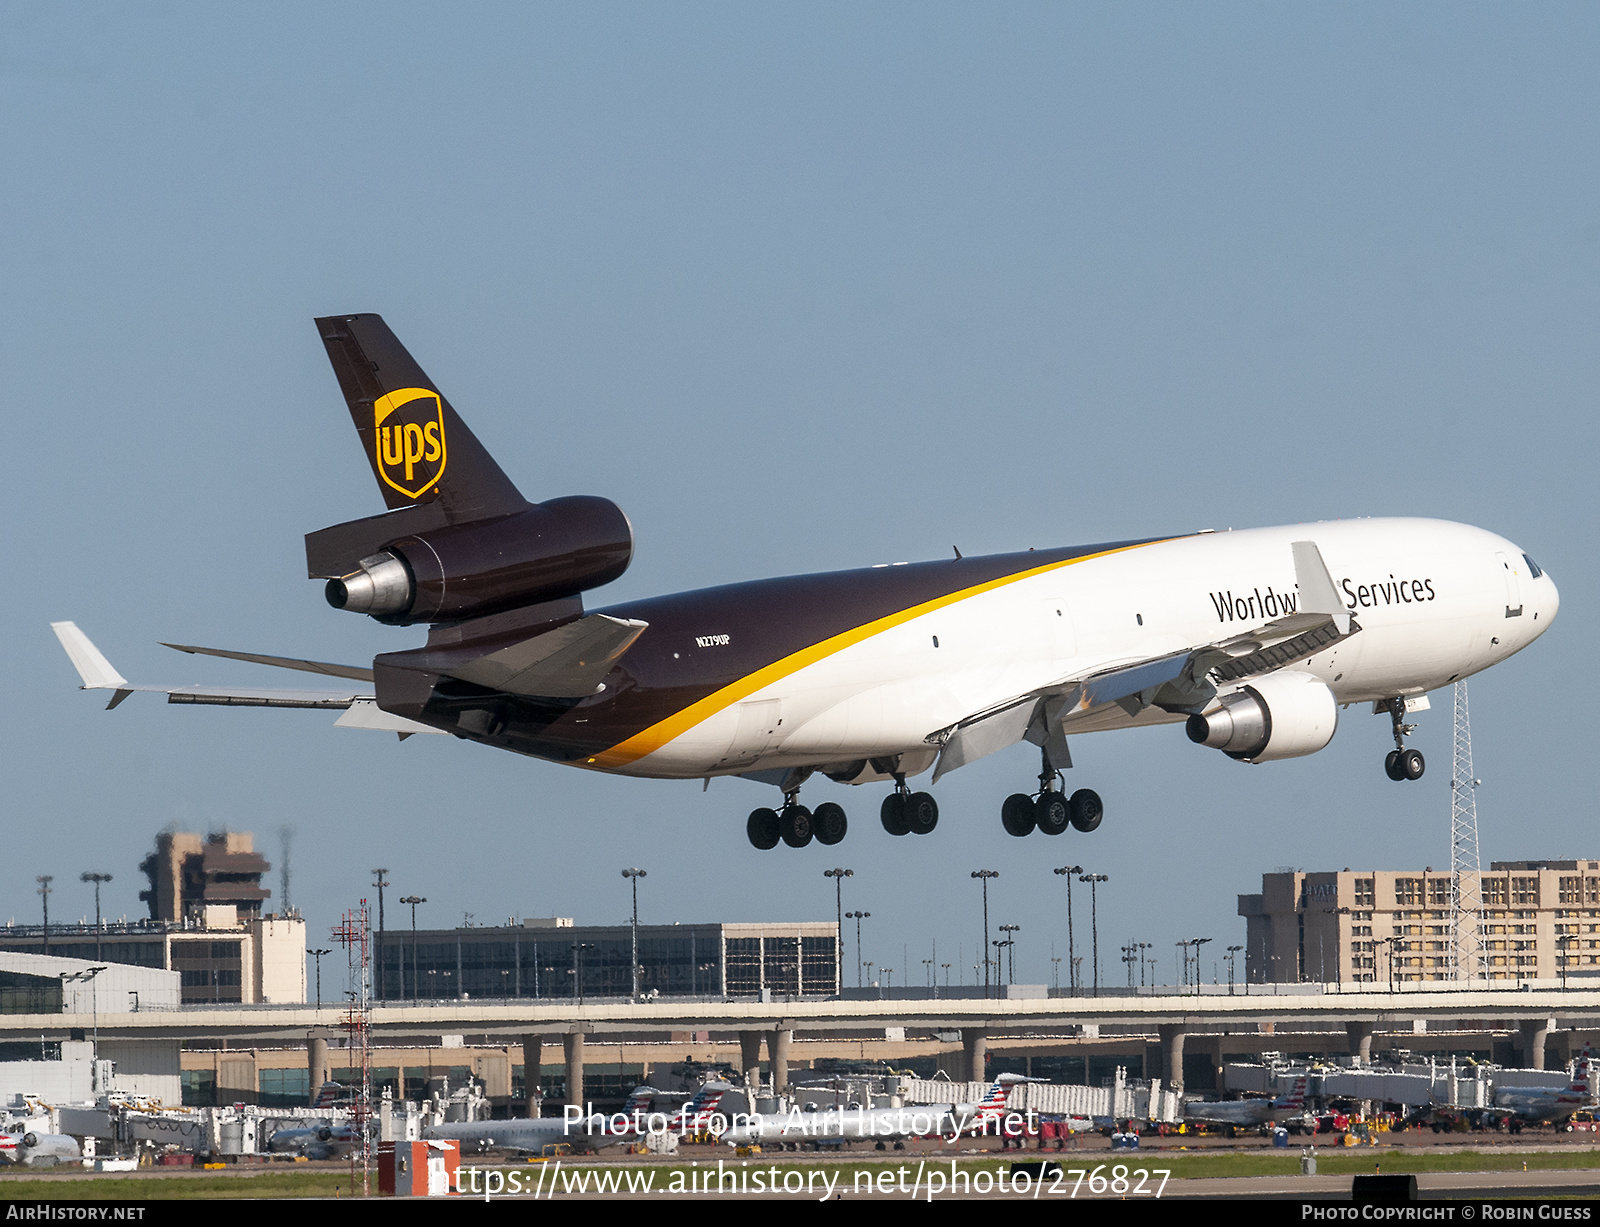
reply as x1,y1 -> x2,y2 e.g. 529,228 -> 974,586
375,918 -> 840,1001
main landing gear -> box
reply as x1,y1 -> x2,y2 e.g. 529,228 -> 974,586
1380,697 -> 1426,782
1001,752 -> 1102,837
746,792 -> 848,850
880,773 -> 939,837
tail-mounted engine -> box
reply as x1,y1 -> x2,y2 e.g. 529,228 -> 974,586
1185,670 -> 1338,763
325,494 -> 632,625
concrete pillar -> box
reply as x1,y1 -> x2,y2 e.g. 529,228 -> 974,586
739,1031 -> 763,1081
766,1029 -> 791,1093
1346,1021 -> 1375,1064
307,1036 -> 329,1106
563,1032 -> 585,1109
522,1035 -> 543,1117
961,1028 -> 987,1084
1519,1019 -> 1552,1070
1159,1024 -> 1186,1094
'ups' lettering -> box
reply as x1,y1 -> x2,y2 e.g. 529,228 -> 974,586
403,422 -> 426,478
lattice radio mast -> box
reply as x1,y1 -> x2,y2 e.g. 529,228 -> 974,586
1449,681 -> 1484,980
333,900 -> 372,1196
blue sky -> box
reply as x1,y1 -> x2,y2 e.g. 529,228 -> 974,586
4,3 -> 1596,990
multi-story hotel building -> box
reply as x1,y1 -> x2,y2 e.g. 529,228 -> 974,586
1238,860 -> 1600,983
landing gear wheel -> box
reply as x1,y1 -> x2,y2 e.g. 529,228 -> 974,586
747,808 -> 780,850
1400,748 -> 1425,781
1001,793 -> 1036,837
1035,790 -> 1070,836
813,802 -> 848,846
1384,750 -> 1405,781
1068,788 -> 1103,833
906,792 -> 939,835
779,804 -> 814,847
880,793 -> 911,836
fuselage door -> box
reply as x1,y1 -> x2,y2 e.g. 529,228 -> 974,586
1495,552 -> 1524,618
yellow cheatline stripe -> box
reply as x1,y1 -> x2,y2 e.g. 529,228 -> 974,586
586,539 -> 1168,770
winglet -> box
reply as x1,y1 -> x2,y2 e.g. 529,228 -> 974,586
1291,542 -> 1351,634
50,622 -> 128,690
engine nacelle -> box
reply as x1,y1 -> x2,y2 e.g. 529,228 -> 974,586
1185,670 -> 1338,763
324,495 -> 632,625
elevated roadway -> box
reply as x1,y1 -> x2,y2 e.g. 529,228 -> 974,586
9,985 -> 1599,1109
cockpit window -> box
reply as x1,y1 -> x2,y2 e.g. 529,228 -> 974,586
1523,554 -> 1543,579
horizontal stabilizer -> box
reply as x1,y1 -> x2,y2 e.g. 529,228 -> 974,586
162,642 -> 374,682
440,613 -> 648,698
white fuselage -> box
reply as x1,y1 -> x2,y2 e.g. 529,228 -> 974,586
629,519 -> 1556,778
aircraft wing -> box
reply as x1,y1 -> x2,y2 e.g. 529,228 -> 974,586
930,541 -> 1360,781
160,642 -> 374,682
50,622 -> 442,737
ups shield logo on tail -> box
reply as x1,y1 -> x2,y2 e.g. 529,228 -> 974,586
372,388 -> 447,500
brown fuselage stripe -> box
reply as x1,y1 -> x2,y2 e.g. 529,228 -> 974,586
586,539 -> 1167,770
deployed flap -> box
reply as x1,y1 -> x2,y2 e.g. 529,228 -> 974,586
162,642 -> 374,682
440,613 -> 648,698
932,699 -> 1038,782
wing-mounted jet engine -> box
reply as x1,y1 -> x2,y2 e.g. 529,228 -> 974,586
1185,670 -> 1339,762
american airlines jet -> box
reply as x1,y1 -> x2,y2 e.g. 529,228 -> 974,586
52,315 -> 1558,849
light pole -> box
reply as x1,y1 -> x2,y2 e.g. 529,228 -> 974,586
80,872 -> 112,962
37,876 -> 53,955
1053,866 -> 1083,995
971,871 -> 998,998
1135,942 -> 1152,989
308,948 -> 331,1008
572,942 -> 595,1006
1079,873 -> 1107,995
371,869 -> 388,999
922,958 -> 935,994
399,896 -> 426,1001
824,869 -> 852,994
59,967 -> 106,1088
1122,942 -> 1137,988
846,911 -> 870,989
1226,944 -> 1243,994
941,963 -> 951,992
999,925 -> 1021,986
622,869 -> 647,1001
1191,937 -> 1212,992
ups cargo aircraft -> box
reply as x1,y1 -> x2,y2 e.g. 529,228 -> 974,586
52,315 -> 1558,850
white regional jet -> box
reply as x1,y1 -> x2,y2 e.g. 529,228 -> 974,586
1183,1075 -> 1309,1130
52,316 -> 1560,849
1491,1051 -> 1593,1124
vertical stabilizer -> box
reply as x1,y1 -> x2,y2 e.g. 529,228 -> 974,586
314,314 -> 528,522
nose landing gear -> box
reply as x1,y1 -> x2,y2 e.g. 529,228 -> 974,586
1380,698 -> 1426,781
